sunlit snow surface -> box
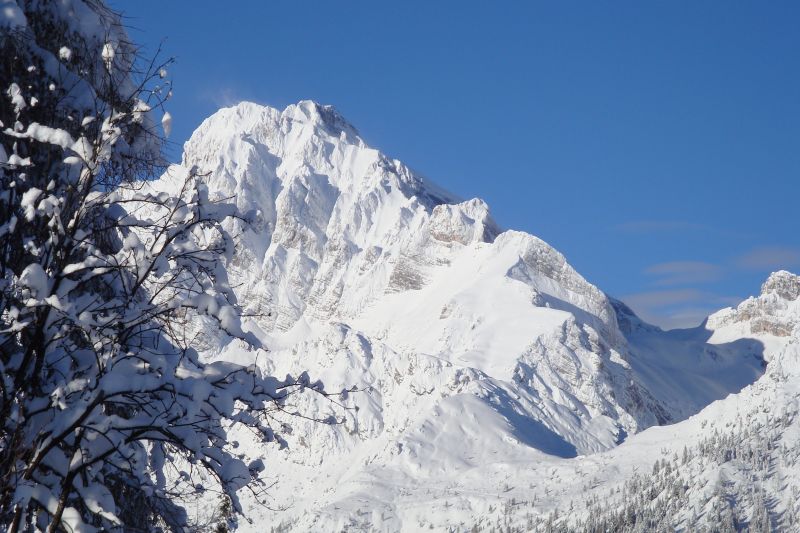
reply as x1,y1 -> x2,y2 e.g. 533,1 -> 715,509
149,101 -> 797,531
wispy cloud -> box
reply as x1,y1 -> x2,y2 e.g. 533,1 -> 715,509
197,84 -> 276,110
620,289 -> 742,330
735,246 -> 800,271
644,260 -> 722,286
612,220 -> 757,240
617,242 -> 799,329
211,87 -> 246,108
623,288 -> 717,308
612,220 -> 710,234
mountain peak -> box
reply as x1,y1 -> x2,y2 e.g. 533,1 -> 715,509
183,100 -> 358,155
761,270 -> 800,301
707,269 -> 800,337
285,100 -> 359,137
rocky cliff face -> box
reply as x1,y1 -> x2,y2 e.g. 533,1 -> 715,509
149,101 -> 785,530
708,270 -> 800,338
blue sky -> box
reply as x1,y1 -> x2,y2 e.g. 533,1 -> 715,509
113,1 -> 799,329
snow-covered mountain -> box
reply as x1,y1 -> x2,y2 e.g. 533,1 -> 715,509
152,101 -> 797,531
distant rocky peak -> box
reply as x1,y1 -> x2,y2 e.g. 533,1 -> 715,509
760,270 -> 800,301
707,270 -> 800,338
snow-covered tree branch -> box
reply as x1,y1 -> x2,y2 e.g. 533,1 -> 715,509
0,2 -> 332,531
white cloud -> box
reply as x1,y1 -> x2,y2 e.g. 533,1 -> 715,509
735,246 -> 800,271
620,289 -> 742,330
612,220 -> 709,234
644,260 -> 722,286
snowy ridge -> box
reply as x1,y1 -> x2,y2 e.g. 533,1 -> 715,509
149,101 -> 791,531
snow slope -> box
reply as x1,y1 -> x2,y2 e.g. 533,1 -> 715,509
150,101 -> 792,531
